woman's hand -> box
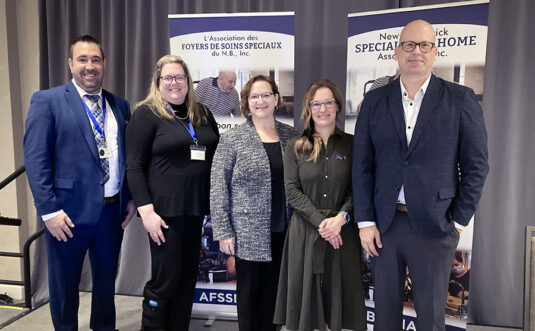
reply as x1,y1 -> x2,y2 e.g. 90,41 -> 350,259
219,237 -> 235,255
138,204 -> 169,246
327,234 -> 344,249
318,214 -> 346,241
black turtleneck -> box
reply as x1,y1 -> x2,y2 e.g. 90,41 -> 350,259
169,102 -> 188,120
126,103 -> 220,217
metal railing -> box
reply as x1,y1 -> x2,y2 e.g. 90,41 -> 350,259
524,226 -> 535,331
0,166 -> 25,190
0,165 -> 44,309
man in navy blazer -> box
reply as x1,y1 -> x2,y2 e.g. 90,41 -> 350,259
353,20 -> 488,330
24,35 -> 135,331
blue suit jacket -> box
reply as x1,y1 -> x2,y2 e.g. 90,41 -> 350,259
24,81 -> 131,225
352,75 -> 489,238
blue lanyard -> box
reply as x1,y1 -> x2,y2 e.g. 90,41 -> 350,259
165,103 -> 198,144
82,95 -> 107,138
178,119 -> 198,144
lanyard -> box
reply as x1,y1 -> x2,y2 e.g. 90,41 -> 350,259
82,95 -> 107,138
178,119 -> 198,144
166,103 -> 198,144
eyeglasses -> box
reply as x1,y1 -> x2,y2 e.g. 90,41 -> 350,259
399,41 -> 435,53
160,74 -> 188,85
310,99 -> 337,111
249,92 -> 274,102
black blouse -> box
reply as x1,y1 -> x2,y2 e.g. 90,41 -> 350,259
126,103 -> 219,217
263,141 -> 286,232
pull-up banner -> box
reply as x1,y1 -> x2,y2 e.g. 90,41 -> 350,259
346,1 -> 489,330
168,12 -> 295,319
169,12 -> 295,135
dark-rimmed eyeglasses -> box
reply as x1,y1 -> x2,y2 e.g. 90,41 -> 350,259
160,74 -> 188,85
310,99 -> 337,111
399,41 -> 435,53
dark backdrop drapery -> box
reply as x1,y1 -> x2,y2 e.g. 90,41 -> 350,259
467,0 -> 535,328
33,0 -> 535,328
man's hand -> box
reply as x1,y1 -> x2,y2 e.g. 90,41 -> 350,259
219,237 -> 235,255
359,225 -> 382,257
121,200 -> 136,229
44,212 -> 75,242
138,204 -> 168,246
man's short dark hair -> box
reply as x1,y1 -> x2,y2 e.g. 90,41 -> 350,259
69,35 -> 105,60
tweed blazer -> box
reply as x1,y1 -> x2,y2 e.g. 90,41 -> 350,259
210,119 -> 299,261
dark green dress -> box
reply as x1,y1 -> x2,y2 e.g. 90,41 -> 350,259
274,130 -> 367,331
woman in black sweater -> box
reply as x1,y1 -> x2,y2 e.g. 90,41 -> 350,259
126,55 -> 219,330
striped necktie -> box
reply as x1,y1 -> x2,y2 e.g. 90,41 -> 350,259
84,94 -> 109,184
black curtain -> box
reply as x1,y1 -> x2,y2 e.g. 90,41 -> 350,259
38,0 -> 170,105
467,0 -> 535,328
34,0 -> 534,328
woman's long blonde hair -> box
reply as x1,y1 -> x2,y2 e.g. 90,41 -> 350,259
294,79 -> 342,162
136,54 -> 207,126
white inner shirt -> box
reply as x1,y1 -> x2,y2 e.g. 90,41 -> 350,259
396,74 -> 431,205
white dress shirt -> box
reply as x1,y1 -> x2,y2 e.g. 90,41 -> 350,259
396,75 -> 431,204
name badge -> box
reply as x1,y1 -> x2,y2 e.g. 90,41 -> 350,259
99,147 -> 112,159
190,144 -> 206,161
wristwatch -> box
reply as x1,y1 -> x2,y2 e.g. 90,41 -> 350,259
338,211 -> 351,223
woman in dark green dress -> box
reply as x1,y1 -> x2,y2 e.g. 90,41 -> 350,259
274,79 -> 367,331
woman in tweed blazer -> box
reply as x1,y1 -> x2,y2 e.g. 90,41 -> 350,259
211,75 -> 298,331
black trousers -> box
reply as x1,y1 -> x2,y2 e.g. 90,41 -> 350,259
142,215 -> 204,331
235,232 -> 285,331
371,211 -> 459,331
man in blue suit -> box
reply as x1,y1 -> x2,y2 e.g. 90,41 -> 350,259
24,35 -> 135,331
353,20 -> 488,330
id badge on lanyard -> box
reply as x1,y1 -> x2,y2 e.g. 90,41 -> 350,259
82,95 -> 110,159
176,114 -> 206,161
99,147 -> 112,158
190,144 -> 206,161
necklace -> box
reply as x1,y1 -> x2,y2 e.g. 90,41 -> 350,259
165,102 -> 188,120
175,113 -> 188,120
173,110 -> 188,120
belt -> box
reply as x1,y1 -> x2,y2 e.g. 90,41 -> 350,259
396,203 -> 408,213
104,193 -> 120,206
